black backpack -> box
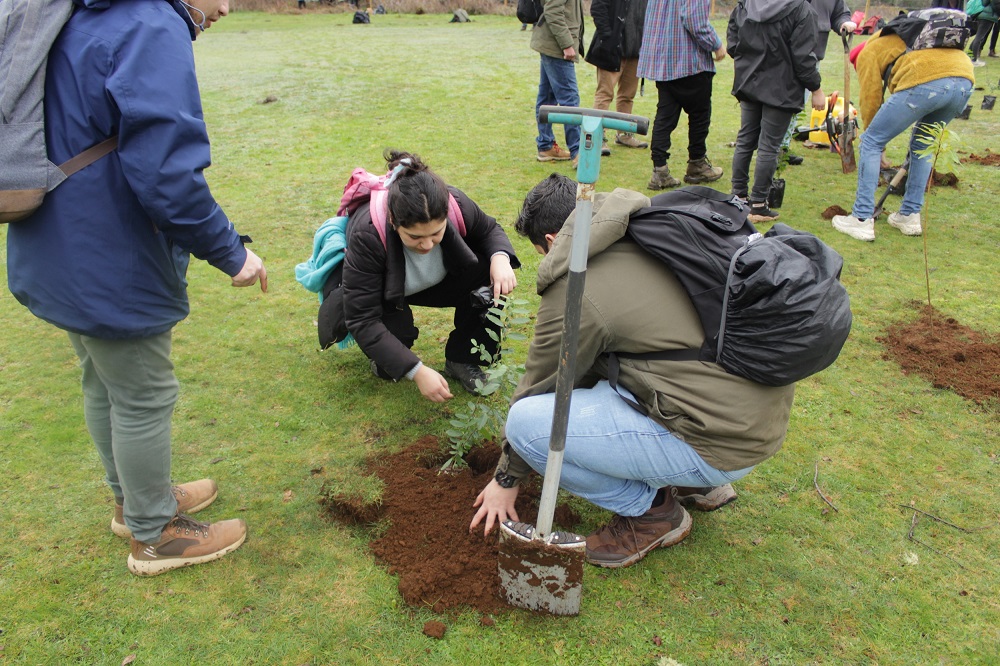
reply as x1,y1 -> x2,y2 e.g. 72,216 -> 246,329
608,186 -> 852,389
353,10 -> 370,24
516,0 -> 543,25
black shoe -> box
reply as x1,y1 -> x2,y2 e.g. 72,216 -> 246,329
781,148 -> 806,166
748,202 -> 779,223
444,360 -> 488,394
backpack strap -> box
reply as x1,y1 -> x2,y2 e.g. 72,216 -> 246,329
605,348 -> 702,416
58,136 -> 118,178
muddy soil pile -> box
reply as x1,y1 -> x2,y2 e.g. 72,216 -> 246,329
880,304 -> 999,405
962,149 -> 1000,167
321,436 -> 579,614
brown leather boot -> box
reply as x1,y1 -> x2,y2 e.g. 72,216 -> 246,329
647,165 -> 680,190
684,157 -> 723,184
585,488 -> 692,568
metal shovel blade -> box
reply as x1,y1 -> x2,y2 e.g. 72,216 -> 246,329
498,520 -> 586,616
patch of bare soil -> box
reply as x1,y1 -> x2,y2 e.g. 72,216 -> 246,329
822,204 -> 850,219
878,304 -> 999,406
961,148 -> 1000,167
320,436 -> 580,614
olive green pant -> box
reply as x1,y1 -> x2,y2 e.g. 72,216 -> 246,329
68,331 -> 179,543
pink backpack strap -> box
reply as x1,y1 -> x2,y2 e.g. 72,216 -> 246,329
370,188 -> 390,248
446,194 -> 466,237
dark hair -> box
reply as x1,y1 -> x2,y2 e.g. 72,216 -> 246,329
383,149 -> 449,229
514,173 -> 576,249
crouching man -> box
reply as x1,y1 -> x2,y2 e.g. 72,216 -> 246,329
469,174 -> 795,568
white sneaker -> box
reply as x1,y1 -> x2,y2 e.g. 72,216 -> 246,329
887,211 -> 922,236
972,59 -> 987,67
832,214 -> 875,242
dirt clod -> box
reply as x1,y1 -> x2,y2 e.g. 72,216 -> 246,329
422,620 -> 447,639
822,204 -> 850,219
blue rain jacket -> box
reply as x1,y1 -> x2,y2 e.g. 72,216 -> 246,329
6,0 -> 247,339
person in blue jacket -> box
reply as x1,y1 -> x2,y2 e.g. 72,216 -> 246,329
5,0 -> 266,576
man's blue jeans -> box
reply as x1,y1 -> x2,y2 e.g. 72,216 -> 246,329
505,381 -> 754,517
535,54 -> 581,156
852,77 -> 972,220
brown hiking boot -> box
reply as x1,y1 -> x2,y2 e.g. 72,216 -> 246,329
537,144 -> 571,162
673,484 -> 737,512
647,165 -> 680,190
128,514 -> 247,576
112,479 -> 219,538
585,489 -> 692,568
684,157 -> 723,184
615,132 -> 648,149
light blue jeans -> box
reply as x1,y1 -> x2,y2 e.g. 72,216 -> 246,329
504,381 -> 754,517
535,53 -> 581,156
852,76 -> 972,220
69,331 -> 179,543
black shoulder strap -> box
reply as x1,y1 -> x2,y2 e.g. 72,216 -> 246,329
605,348 -> 702,416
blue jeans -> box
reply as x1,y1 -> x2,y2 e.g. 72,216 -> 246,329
535,54 -> 581,156
852,77 -> 972,220
504,381 -> 754,517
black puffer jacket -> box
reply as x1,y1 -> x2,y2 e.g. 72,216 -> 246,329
585,0 -> 646,71
342,187 -> 520,379
727,0 -> 822,111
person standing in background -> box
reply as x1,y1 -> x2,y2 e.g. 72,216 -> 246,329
532,0 -> 586,163
586,0 -> 650,156
637,0 -> 727,190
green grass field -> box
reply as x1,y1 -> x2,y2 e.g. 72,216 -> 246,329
1,12 -> 998,665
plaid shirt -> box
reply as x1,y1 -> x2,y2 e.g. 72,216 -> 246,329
637,0 -> 722,82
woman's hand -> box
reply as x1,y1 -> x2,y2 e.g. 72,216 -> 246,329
413,365 -> 453,402
470,479 -> 520,536
489,253 -> 517,301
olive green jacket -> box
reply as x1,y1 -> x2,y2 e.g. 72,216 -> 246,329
530,0 -> 585,61
497,189 -> 796,481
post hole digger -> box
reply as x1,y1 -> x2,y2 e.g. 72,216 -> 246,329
497,106 -> 650,617
839,31 -> 858,173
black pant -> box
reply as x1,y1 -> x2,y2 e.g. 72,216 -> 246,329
380,260 -> 500,367
650,71 -> 715,168
971,19 -> 997,59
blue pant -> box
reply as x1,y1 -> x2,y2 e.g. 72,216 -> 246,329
535,54 -> 581,156
504,381 -> 754,517
852,77 -> 972,220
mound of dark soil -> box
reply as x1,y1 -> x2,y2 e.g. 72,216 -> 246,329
879,304 -> 999,405
320,436 -> 580,614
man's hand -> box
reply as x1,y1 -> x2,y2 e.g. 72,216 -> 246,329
414,365 -> 453,403
811,89 -> 826,111
231,248 -> 267,292
713,45 -> 727,61
841,21 -> 857,35
562,46 -> 577,61
489,253 -> 517,301
470,479 -> 520,536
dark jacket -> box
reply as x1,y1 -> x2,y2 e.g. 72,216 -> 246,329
586,0 -> 627,71
727,0 -> 822,111
342,188 -> 520,380
585,0 -> 646,71
6,0 -> 247,339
